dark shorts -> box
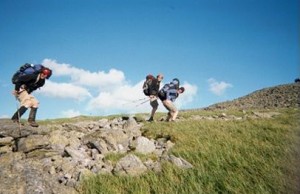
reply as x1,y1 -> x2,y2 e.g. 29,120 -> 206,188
158,91 -> 166,101
150,98 -> 159,108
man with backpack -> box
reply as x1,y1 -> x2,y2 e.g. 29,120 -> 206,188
143,73 -> 164,122
158,78 -> 185,122
11,63 -> 52,127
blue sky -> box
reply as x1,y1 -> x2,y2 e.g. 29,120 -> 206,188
1,0 -> 299,119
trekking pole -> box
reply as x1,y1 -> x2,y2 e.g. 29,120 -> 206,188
135,98 -> 150,107
122,97 -> 148,105
129,97 -> 148,103
15,97 -> 22,136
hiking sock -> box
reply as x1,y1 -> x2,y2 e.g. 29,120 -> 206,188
28,108 -> 39,127
11,106 -> 28,122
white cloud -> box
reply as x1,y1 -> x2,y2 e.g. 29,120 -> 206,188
208,78 -> 232,96
61,109 -> 81,118
42,59 -> 74,76
37,80 -> 92,101
87,81 -> 150,114
175,82 -> 198,109
42,59 -> 125,89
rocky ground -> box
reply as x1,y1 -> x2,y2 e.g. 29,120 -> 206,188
0,117 -> 193,194
205,83 -> 300,110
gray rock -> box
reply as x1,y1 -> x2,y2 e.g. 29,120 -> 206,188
18,135 -> 50,153
168,155 -> 193,169
135,136 -> 156,154
0,136 -> 14,146
114,154 -> 147,176
65,146 -> 91,166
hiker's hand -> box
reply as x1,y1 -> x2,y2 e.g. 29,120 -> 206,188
150,95 -> 157,102
12,90 -> 18,96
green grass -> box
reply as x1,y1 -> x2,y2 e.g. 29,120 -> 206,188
76,108 -> 300,194
37,114 -> 130,125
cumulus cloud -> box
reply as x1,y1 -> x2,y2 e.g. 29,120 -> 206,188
87,80 -> 149,114
207,78 -> 232,96
42,59 -> 125,89
42,59 -> 74,76
174,82 -> 198,109
37,80 -> 92,101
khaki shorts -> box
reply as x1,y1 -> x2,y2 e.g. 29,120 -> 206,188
162,100 -> 177,113
17,90 -> 39,108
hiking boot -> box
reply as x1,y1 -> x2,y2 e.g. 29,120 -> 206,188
28,120 -> 39,127
147,117 -> 154,122
28,108 -> 39,127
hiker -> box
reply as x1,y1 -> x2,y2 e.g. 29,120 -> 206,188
11,64 -> 52,127
143,74 -> 164,122
158,78 -> 185,122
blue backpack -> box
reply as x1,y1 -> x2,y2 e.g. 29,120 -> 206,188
158,78 -> 180,98
161,78 -> 180,92
12,63 -> 44,84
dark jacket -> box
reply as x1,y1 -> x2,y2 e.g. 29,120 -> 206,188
15,73 -> 45,94
148,78 -> 161,96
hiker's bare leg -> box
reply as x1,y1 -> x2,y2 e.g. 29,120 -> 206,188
171,110 -> 179,121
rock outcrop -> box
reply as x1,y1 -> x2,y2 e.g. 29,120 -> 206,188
0,117 -> 192,194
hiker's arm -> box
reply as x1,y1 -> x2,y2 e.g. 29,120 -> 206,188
31,80 -> 45,91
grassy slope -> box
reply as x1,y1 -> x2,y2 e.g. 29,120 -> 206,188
76,108 -> 300,194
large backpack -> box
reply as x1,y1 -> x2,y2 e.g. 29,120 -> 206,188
12,63 -> 44,84
158,78 -> 180,99
143,74 -> 155,96
161,78 -> 180,92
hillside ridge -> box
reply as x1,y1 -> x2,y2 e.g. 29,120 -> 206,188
204,83 -> 300,110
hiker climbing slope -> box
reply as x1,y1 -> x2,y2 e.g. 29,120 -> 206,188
142,74 -> 164,122
11,63 -> 52,127
158,78 -> 185,122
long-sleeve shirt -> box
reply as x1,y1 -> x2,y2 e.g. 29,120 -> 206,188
165,88 -> 178,102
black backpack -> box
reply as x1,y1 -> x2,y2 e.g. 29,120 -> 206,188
12,63 -> 44,84
143,74 -> 155,96
143,79 -> 152,96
